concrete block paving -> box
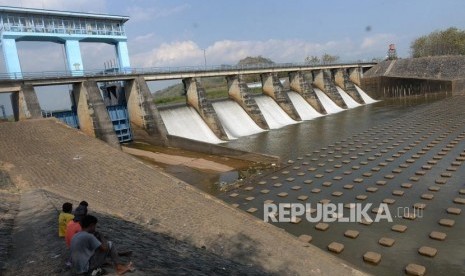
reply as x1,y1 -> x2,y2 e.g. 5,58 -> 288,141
225,96 -> 465,275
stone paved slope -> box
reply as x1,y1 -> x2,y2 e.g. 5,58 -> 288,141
4,189 -> 271,275
0,119 -> 365,275
365,56 -> 465,80
0,170 -> 19,273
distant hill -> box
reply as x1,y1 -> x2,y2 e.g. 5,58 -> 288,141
238,56 -> 275,66
152,56 -> 275,105
153,77 -> 229,105
153,82 -> 187,105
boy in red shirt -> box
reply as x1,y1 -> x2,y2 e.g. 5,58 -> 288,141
66,202 -> 88,247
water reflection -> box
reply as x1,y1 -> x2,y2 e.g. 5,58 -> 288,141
225,94 -> 448,160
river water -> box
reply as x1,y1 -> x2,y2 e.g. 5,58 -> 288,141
218,93 -> 465,275
225,95 -> 447,161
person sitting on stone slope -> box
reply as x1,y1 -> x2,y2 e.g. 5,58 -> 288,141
58,202 -> 74,237
70,214 -> 134,275
65,202 -> 88,248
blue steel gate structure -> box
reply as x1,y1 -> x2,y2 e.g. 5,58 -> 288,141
42,105 -> 132,143
106,104 -> 132,143
42,109 -> 79,129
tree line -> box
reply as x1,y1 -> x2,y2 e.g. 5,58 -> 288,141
237,53 -> 340,66
304,53 -> 340,65
411,27 -> 465,57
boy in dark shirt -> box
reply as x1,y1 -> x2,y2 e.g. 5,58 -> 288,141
70,215 -> 134,275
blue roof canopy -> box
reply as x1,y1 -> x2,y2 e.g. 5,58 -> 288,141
0,6 -> 129,22
0,5 -> 130,43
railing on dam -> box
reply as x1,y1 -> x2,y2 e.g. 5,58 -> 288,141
0,61 -> 376,81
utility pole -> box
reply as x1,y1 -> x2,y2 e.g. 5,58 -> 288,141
202,49 -> 207,70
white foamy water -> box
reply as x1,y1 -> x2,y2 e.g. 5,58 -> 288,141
314,88 -> 345,114
287,91 -> 323,120
212,100 -> 264,139
246,78 -> 287,89
336,86 -> 362,108
247,82 -> 261,89
160,106 -> 224,144
254,95 -> 297,129
355,85 -> 378,104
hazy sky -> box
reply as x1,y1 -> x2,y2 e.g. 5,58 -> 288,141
0,0 -> 464,114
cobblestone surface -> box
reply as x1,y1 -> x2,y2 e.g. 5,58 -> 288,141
222,96 -> 465,275
0,169 -> 20,274
0,119 -> 364,275
365,56 -> 465,80
4,189 -> 271,276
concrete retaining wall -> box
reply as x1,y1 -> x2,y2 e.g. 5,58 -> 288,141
167,135 -> 280,164
362,76 -> 453,98
452,79 -> 465,95
363,56 -> 465,97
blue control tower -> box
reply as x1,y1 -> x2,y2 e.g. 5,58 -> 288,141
0,6 -> 130,78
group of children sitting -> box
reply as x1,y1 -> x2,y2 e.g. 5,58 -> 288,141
58,201 -> 135,275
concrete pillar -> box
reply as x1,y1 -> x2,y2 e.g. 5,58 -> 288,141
72,81 -> 120,149
260,72 -> 301,121
349,67 -> 362,86
73,83 -> 94,136
124,77 -> 168,145
1,38 -> 22,79
11,84 -> 42,121
184,78 -> 228,140
116,41 -> 131,73
289,71 -> 326,114
226,74 -> 269,129
312,69 -> 347,109
334,68 -> 365,104
64,39 -> 84,76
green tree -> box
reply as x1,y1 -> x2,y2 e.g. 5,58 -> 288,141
305,55 -> 320,65
411,27 -> 465,57
321,53 -> 340,64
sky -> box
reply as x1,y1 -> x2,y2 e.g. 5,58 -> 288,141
0,0 -> 464,114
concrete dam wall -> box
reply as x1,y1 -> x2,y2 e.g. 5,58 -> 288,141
362,55 -> 465,98
159,84 -> 376,144
2,64 -> 377,150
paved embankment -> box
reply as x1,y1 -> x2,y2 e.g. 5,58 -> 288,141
0,119 -> 365,275
364,55 -> 465,80
0,169 -> 20,273
3,189 -> 271,275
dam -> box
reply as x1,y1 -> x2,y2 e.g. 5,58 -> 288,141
1,5 -> 465,276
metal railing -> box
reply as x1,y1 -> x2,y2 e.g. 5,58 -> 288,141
0,61 -> 377,81
0,14 -> 126,37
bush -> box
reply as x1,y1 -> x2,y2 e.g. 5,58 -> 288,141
411,27 -> 465,57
